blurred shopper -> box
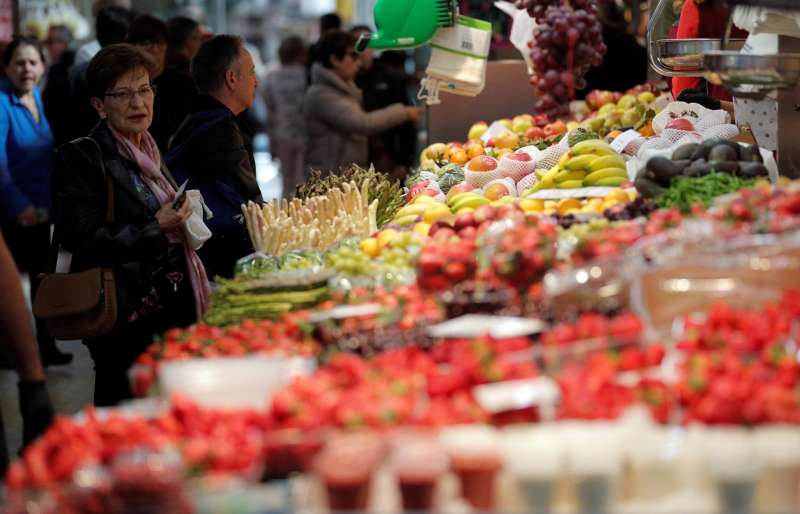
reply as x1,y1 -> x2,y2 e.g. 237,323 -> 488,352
304,30 -> 419,173
67,5 -> 133,143
52,44 -> 209,406
0,37 -> 72,366
166,35 -> 261,279
43,25 -> 77,146
351,26 -> 416,182
45,24 -> 72,66
0,229 -> 54,474
166,16 -> 202,76
265,35 -> 307,198
581,1 -> 647,97
128,14 -> 196,152
74,0 -> 132,65
307,12 -> 342,83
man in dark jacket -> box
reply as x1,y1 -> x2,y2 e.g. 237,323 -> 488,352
166,35 -> 261,279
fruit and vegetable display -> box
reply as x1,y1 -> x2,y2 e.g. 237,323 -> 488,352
8,64 -> 800,514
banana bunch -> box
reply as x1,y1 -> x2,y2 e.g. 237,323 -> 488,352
446,191 -> 490,213
390,195 -> 452,225
525,141 -> 628,193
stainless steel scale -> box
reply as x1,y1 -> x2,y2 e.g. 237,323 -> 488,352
647,0 -> 800,176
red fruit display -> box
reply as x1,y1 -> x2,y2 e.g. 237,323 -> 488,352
487,220 -> 558,290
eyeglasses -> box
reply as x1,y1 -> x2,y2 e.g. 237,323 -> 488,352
104,84 -> 157,103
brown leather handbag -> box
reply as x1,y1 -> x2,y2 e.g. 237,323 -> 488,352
33,158 -> 118,341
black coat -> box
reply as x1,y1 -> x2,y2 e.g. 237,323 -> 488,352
165,95 -> 260,279
51,121 -> 192,323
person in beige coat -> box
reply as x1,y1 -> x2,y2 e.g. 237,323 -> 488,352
304,30 -> 420,173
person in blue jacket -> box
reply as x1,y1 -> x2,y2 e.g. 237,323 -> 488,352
0,37 -> 72,366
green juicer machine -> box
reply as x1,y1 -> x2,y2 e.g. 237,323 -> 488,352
356,0 -> 460,52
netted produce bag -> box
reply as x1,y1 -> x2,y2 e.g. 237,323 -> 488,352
498,152 -> 538,182
483,177 -> 518,198
516,172 -> 539,196
464,158 -> 503,187
536,138 -> 570,170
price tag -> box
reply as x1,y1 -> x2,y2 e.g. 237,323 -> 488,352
428,314 -> 547,339
473,378 -> 560,414
610,129 -> 644,153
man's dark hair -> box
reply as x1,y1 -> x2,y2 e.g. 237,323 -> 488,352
319,12 -> 342,33
96,6 -> 133,48
127,14 -> 167,45
314,30 -> 356,69
278,35 -> 305,66
191,34 -> 243,94
166,16 -> 199,51
2,36 -> 45,66
86,43 -> 155,98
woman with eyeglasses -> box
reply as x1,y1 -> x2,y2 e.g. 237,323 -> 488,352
304,30 -> 421,174
0,36 -> 73,367
51,43 -> 210,406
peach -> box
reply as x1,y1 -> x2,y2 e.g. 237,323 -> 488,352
484,183 -> 512,201
506,151 -> 532,162
467,155 -> 498,172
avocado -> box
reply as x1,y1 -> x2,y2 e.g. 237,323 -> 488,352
646,156 -> 683,186
739,144 -> 764,163
709,160 -> 739,174
738,162 -> 769,179
708,144 -> 739,163
672,143 -> 699,161
635,176 -> 666,198
690,140 -> 715,161
685,159 -> 712,177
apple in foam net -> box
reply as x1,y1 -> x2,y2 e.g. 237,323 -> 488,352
506,151 -> 532,162
467,155 -> 499,172
484,183 -> 512,201
665,118 -> 695,131
446,182 -> 478,200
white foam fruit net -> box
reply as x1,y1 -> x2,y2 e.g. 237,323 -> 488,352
652,101 -> 731,134
498,153 -> 538,183
536,139 -> 570,170
465,159 -> 503,187
484,177 -> 518,197
516,172 -> 539,196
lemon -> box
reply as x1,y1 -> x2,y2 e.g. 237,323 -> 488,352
377,229 -> 399,249
359,237 -> 380,257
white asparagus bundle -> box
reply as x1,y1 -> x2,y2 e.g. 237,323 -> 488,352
241,181 -> 374,256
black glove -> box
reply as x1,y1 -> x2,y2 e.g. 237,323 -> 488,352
18,381 -> 54,447
677,88 -> 721,110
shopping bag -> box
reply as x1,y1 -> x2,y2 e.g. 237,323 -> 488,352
418,15 -> 492,105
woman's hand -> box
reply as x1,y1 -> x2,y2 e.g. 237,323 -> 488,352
17,206 -> 37,227
156,199 -> 192,231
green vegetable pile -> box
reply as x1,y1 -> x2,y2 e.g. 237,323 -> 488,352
656,173 -> 756,213
297,164 -> 404,228
205,270 -> 333,326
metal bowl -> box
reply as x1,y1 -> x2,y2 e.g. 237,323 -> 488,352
650,39 -> 746,76
704,51 -> 800,98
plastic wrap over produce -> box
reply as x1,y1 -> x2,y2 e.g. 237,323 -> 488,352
625,220 -> 800,336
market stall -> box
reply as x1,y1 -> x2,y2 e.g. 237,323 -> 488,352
3,0 -> 800,513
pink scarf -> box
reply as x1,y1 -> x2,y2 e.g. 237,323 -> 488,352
109,126 -> 211,319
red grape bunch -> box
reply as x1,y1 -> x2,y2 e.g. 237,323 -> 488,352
518,0 -> 606,118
